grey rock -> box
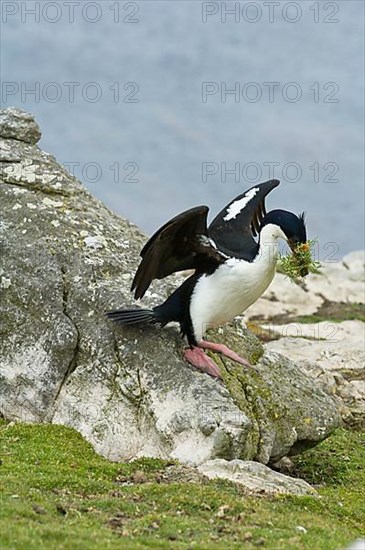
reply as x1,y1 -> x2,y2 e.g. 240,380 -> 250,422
344,540 -> 365,550
342,251 -> 365,281
271,456 -> 295,474
304,261 -> 365,304
220,349 -> 343,463
198,459 -> 316,496
263,321 -> 365,429
0,107 -> 41,144
0,108 -> 342,466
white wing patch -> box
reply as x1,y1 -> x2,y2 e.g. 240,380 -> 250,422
198,235 -> 218,249
223,187 -> 259,222
198,235 -> 229,259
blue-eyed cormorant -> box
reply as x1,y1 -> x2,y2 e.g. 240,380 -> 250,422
107,179 -> 307,378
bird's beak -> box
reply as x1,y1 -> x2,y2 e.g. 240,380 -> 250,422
288,239 -> 298,254
299,265 -> 309,277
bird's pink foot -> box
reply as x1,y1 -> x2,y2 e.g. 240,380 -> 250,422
184,347 -> 222,379
199,339 -> 252,367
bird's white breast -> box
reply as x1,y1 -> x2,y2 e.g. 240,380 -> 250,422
190,249 -> 277,341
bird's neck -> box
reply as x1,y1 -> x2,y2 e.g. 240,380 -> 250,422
257,223 -> 287,264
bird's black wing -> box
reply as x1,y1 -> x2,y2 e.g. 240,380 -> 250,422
131,206 -> 227,299
208,179 -> 280,261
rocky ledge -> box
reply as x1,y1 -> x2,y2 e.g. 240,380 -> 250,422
1,108 -> 362,496
245,253 -> 364,429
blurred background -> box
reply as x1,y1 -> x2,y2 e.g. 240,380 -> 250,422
2,0 -> 364,259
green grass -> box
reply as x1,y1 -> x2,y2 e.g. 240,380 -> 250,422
0,421 -> 364,549
252,301 -> 365,327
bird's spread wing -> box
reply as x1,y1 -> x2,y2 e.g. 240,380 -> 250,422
208,179 -> 280,261
131,206 -> 226,299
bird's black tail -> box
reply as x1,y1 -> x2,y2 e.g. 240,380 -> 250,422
106,307 -> 158,326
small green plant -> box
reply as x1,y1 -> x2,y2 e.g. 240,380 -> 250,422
280,240 -> 322,280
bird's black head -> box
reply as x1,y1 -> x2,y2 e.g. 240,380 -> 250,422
261,209 -> 307,250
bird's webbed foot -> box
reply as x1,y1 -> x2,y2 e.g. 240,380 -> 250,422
184,347 -> 222,379
199,339 -> 252,368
